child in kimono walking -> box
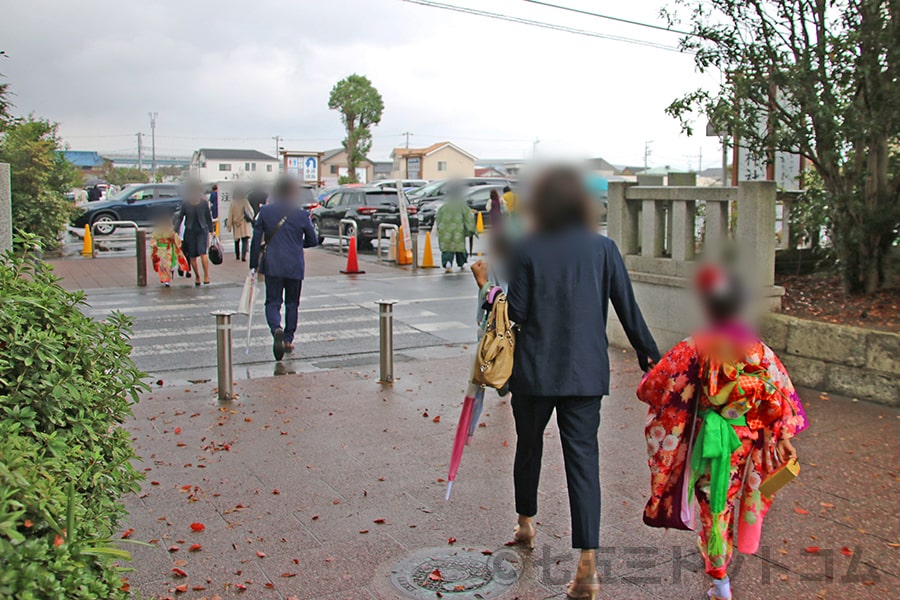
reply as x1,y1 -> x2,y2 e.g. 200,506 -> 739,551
636,265 -> 808,600
151,217 -> 186,287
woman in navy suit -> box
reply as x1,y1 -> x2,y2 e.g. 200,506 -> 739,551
472,166 -> 660,599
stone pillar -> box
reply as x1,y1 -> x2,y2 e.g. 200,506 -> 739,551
642,200 -> 665,258
0,163 -> 11,252
671,199 -> 696,262
737,180 -> 777,288
704,200 -> 729,260
668,172 -> 697,186
636,174 -> 664,186
607,181 -> 638,254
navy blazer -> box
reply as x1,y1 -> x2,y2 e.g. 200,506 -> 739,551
506,228 -> 660,397
249,199 -> 318,280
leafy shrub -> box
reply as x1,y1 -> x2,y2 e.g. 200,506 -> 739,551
0,233 -> 147,598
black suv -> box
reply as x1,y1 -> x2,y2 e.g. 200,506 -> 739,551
72,183 -> 182,235
310,187 -> 418,248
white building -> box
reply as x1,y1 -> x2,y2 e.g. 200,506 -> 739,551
190,148 -> 279,183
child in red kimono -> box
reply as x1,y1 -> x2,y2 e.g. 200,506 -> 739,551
636,266 -> 808,600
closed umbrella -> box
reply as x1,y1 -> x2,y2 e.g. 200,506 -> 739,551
445,382 -> 480,501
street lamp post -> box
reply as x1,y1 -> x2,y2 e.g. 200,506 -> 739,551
148,112 -> 158,180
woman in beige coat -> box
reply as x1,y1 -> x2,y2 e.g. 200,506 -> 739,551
227,192 -> 255,261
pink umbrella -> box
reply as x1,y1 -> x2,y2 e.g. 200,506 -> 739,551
446,382 -> 480,500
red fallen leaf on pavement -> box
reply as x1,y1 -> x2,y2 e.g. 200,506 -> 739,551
173,559 -> 187,567
151,481 -> 160,485
53,534 -> 65,547
482,550 -> 493,555
174,583 -> 188,593
454,585 -> 466,592
332,499 -> 341,505
432,415 -> 441,423
191,586 -> 206,591
234,582 -> 248,591
373,518 -> 386,524
189,544 -> 202,552
264,583 -> 275,589
502,440 -> 509,447
190,522 -> 205,532
120,582 -> 131,592
180,485 -> 192,491
121,528 -> 135,539
174,427 -> 182,434
172,568 -> 188,578
805,546 -> 821,554
841,547 -> 853,556
311,515 -> 319,521
281,573 -> 297,578
359,529 -> 369,534
168,545 -> 180,552
272,489 -> 280,495
429,569 -> 442,581
448,537 -> 457,545
256,551 -> 266,558
244,417 -> 253,422
794,507 -> 809,515
479,422 -> 486,428
292,558 -> 300,564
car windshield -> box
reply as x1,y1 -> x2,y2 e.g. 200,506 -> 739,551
366,192 -> 399,205
408,181 -> 444,199
107,186 -> 144,202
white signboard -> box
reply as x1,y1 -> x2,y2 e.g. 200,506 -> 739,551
286,157 -> 301,178
407,157 -> 421,179
303,157 -> 318,182
736,147 -> 803,190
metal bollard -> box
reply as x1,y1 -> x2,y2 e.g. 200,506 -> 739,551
212,310 -> 236,401
136,229 -> 147,287
375,300 -> 397,383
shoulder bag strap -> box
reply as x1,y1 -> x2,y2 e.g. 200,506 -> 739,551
259,215 -> 289,266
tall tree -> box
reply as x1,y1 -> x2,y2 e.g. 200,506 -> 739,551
103,166 -> 149,186
327,74 -> 384,184
0,117 -> 81,249
665,0 -> 899,294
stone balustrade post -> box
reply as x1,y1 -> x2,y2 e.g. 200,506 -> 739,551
737,180 -> 777,288
607,181 -> 637,254
0,163 -> 11,252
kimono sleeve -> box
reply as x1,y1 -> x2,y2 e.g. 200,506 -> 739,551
763,345 -> 809,439
636,338 -> 699,412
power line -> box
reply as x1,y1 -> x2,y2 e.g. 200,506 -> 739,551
399,0 -> 683,53
519,0 -> 693,37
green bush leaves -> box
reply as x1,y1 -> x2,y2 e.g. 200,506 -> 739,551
0,232 -> 147,598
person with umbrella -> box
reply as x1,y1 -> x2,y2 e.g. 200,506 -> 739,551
469,166 -> 659,599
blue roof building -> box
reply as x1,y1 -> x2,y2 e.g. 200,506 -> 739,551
61,150 -> 110,171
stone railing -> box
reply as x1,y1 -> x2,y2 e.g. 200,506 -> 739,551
606,180 -> 783,350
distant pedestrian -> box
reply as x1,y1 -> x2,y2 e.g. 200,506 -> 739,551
435,184 -> 476,273
227,189 -> 254,262
248,187 -> 269,213
174,181 -> 214,286
209,184 -> 219,220
489,188 -> 504,234
87,185 -> 102,203
249,175 -> 318,360
501,185 -> 517,213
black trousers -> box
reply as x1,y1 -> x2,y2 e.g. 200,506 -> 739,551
511,394 -> 602,549
234,236 -> 249,260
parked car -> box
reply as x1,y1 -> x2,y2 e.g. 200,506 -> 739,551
310,187 -> 418,248
418,184 -> 509,229
407,177 -> 513,204
370,179 -> 428,192
72,183 -> 182,235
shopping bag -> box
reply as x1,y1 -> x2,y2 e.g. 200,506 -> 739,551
237,272 -> 256,315
208,236 -> 224,265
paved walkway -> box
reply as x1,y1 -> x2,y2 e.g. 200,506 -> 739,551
119,350 -> 898,599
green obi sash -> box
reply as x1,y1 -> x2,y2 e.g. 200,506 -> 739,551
690,409 -> 747,557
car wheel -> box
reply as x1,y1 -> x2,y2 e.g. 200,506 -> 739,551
312,218 -> 324,244
91,213 -> 117,235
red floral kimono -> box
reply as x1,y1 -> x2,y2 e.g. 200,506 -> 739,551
636,323 -> 808,578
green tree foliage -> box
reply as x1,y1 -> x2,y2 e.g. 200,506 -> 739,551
665,0 -> 899,294
102,166 -> 149,187
0,233 -> 147,598
328,74 -> 384,184
0,118 -> 81,250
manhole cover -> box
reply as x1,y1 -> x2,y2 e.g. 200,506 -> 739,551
389,547 -> 521,599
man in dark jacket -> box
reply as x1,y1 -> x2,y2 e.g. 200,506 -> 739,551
249,176 -> 318,360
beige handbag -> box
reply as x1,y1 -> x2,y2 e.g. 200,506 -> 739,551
471,293 -> 515,388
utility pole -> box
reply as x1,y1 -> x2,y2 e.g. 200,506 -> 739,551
272,135 -> 281,159
148,112 -> 158,179
402,132 -> 412,149
532,137 -> 540,157
136,132 -> 143,171
644,140 -> 653,168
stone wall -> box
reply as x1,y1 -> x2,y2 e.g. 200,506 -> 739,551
760,314 -> 899,406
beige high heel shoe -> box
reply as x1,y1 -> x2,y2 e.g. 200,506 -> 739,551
512,521 -> 536,550
565,571 -> 600,599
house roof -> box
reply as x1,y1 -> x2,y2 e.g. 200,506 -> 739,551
391,141 -> 477,161
61,150 -> 107,168
586,157 -> 616,172
372,161 -> 392,174
322,148 -> 344,162
195,148 -> 277,161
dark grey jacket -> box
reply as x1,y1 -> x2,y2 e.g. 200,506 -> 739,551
506,228 -> 660,397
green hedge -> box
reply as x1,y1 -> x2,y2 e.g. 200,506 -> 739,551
0,233 -> 147,598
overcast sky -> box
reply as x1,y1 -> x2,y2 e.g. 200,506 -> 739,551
0,0 -> 727,170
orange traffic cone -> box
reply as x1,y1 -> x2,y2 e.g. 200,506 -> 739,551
397,227 -> 412,266
341,237 -> 366,274
81,225 -> 93,257
420,231 -> 437,268
476,211 -> 484,233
